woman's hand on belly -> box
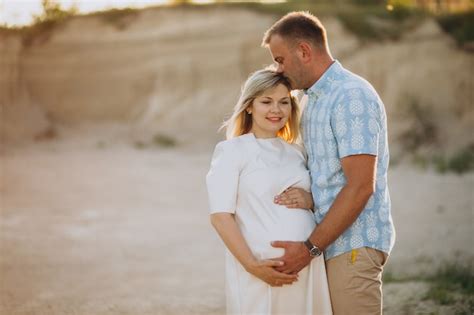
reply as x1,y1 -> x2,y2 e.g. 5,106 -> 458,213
274,187 -> 314,211
246,259 -> 299,287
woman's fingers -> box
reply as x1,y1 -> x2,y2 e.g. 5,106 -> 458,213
283,187 -> 302,197
275,188 -> 314,210
275,194 -> 303,208
275,272 -> 298,281
269,277 -> 297,286
261,259 -> 284,267
270,270 -> 298,286
267,264 -> 299,281
275,188 -> 315,210
256,259 -> 298,286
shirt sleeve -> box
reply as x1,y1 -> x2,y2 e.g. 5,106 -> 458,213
331,87 -> 382,158
206,141 -> 241,214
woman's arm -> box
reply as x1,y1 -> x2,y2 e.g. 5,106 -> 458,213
274,187 -> 314,211
210,212 -> 298,286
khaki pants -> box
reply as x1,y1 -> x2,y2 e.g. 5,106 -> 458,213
326,247 -> 388,315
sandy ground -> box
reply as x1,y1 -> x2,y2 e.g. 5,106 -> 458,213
1,138 -> 473,315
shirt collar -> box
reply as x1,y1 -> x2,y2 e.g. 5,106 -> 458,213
304,60 -> 342,97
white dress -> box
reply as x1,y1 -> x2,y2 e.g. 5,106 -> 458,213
206,133 -> 332,315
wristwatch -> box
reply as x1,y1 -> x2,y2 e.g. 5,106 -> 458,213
304,239 -> 322,257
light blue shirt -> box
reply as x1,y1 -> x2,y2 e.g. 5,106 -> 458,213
302,60 -> 395,260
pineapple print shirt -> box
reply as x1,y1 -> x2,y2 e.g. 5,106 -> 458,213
302,60 -> 395,260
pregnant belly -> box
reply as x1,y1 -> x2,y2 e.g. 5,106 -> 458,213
240,208 -> 316,260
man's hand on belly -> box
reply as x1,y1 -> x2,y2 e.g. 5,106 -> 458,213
270,241 -> 312,274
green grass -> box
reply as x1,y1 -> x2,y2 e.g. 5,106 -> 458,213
431,145 -> 474,174
423,263 -> 474,306
448,146 -> 474,173
410,146 -> 474,175
382,270 -> 415,283
425,285 -> 456,305
395,95 -> 473,174
384,262 -> 474,311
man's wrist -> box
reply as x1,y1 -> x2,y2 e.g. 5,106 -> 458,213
304,239 -> 322,258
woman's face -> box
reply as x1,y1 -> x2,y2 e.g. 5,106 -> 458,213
248,83 -> 291,139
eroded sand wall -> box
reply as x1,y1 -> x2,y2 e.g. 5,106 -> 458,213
1,7 -> 473,151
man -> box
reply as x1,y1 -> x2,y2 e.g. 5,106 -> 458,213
262,12 -> 395,314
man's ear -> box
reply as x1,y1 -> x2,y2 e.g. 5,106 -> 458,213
297,41 -> 313,63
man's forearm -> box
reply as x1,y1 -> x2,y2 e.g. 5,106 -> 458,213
308,182 -> 373,251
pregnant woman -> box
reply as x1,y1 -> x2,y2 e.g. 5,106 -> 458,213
206,69 -> 332,315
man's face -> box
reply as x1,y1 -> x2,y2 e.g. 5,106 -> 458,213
268,35 -> 307,90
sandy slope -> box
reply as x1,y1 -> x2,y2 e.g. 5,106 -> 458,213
1,140 -> 472,314
1,7 -> 473,154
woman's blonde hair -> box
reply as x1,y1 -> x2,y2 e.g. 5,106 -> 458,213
221,69 -> 300,143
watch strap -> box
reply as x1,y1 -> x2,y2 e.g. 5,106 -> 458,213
304,239 -> 314,251
304,239 -> 322,257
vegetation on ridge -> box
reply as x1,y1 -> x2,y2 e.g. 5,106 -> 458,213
437,10 -> 474,48
2,0 -> 472,47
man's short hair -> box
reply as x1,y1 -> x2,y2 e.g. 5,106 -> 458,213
262,11 -> 327,49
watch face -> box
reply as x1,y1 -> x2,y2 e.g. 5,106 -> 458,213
304,240 -> 321,257
310,247 -> 321,257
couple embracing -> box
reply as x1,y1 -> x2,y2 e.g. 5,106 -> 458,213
206,11 -> 395,315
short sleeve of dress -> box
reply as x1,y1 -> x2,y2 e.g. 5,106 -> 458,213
291,143 -> 308,164
206,141 -> 241,214
331,87 -> 381,158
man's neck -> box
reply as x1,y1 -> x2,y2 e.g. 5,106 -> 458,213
308,54 -> 335,88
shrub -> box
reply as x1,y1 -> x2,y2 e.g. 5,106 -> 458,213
22,0 -> 77,47
424,263 -> 474,306
398,97 -> 438,153
152,134 -> 177,148
132,134 -> 177,150
433,145 -> 474,174
33,0 -> 78,24
437,10 -> 474,48
93,8 -> 140,30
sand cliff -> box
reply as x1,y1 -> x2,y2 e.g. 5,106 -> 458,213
1,6 -> 473,153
